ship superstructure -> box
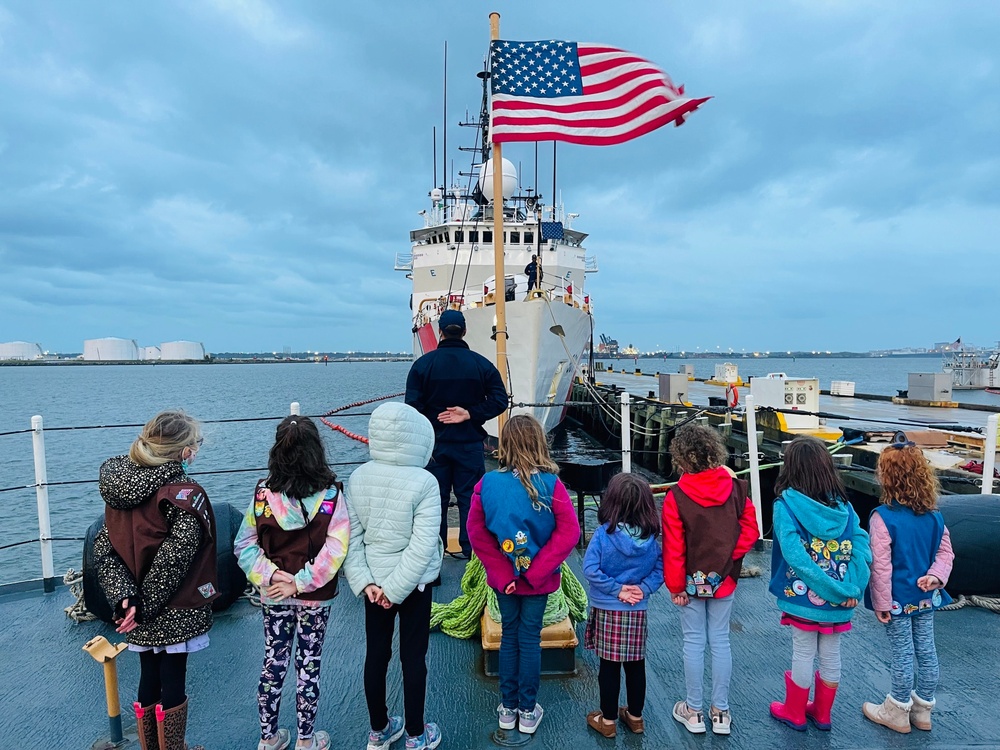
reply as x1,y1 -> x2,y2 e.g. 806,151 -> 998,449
396,170 -> 596,438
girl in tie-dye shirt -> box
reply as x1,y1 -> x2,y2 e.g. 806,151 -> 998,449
235,416 -> 350,750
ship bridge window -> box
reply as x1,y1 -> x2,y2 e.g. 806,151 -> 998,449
454,230 -> 464,243
510,231 -> 521,244
524,231 -> 534,244
469,230 -> 479,243
483,230 -> 492,242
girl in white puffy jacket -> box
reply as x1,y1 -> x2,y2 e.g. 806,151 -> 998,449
343,402 -> 444,750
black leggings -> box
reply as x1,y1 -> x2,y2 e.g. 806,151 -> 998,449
137,651 -> 188,710
598,658 -> 646,721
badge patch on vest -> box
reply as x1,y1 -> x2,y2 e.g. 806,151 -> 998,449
254,500 -> 265,517
176,488 -> 193,500
319,500 -> 335,515
502,539 -> 515,553
198,583 -> 216,599
687,570 -> 723,598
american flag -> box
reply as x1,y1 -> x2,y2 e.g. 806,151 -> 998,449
490,40 -> 710,146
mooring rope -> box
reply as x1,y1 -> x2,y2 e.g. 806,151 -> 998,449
63,568 -> 97,622
319,392 -> 405,444
430,554 -> 589,639
939,594 -> 1000,614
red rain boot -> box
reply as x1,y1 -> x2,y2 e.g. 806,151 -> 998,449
770,671 -> 809,731
805,671 -> 838,731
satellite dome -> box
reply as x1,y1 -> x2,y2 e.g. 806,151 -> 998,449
478,158 -> 517,201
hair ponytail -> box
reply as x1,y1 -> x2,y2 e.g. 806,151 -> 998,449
129,411 -> 200,467
265,416 -> 336,499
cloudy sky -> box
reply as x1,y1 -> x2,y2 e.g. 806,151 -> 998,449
1,2 -> 997,354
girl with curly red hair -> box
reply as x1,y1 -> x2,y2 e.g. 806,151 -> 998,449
862,441 -> 955,734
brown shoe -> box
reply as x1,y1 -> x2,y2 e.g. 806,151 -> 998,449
587,710 -> 617,738
134,703 -> 159,750
156,699 -> 205,750
618,707 -> 645,734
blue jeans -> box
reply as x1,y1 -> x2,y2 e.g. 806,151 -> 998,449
427,442 -> 485,555
886,611 -> 939,703
678,594 -> 735,711
496,592 -> 547,712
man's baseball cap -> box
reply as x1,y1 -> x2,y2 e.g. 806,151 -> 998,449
439,309 -> 466,332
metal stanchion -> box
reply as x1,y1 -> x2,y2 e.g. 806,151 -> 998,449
620,391 -> 632,473
83,636 -> 133,749
982,413 -> 998,494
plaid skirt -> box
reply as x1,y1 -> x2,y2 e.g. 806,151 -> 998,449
584,607 -> 648,662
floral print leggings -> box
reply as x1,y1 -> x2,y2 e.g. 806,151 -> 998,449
258,604 -> 330,741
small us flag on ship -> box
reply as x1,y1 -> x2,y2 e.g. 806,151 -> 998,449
489,40 -> 709,146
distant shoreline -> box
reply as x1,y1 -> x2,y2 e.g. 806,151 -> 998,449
0,357 -> 413,366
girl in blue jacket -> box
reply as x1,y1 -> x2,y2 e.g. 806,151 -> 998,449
768,437 -> 872,732
583,473 -> 663,738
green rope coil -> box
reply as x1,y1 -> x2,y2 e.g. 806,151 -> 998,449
430,554 -> 589,640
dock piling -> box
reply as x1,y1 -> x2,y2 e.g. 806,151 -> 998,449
982,413 -> 998,494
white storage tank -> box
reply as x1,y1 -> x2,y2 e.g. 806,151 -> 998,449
140,346 -> 161,361
0,341 -> 43,360
160,341 -> 206,360
83,338 -> 139,361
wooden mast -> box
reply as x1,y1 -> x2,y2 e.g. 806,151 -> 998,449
489,11 -> 509,436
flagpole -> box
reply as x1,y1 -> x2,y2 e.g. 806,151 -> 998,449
489,11 -> 509,436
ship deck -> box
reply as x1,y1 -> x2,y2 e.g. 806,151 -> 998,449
5,548 -> 999,749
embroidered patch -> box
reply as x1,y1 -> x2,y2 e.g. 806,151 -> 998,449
175,488 -> 193,500
254,500 -> 265,517
890,601 -> 903,615
263,505 -> 272,518
198,583 -> 216,598
319,500 -> 335,515
501,539 -> 515,554
515,555 -> 532,571
931,590 -> 942,607
514,530 -> 528,547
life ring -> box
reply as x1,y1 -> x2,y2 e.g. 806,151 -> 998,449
726,384 -> 739,408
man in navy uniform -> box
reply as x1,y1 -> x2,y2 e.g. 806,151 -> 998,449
524,254 -> 539,292
405,310 -> 508,559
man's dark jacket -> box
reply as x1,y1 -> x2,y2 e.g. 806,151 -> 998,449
405,338 -> 508,444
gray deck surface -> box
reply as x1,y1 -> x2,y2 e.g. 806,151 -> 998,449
3,549 -> 999,749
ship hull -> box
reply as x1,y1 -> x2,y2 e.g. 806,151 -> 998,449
413,299 -> 591,438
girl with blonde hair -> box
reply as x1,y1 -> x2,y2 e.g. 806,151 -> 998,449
94,410 -> 218,750
467,415 -> 581,736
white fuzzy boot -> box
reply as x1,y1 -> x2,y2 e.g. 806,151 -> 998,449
910,691 -> 935,731
862,693 -> 912,734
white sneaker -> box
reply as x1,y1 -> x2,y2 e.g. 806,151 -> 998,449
672,700 -> 706,734
518,704 -> 544,734
711,707 -> 732,735
497,704 -> 517,730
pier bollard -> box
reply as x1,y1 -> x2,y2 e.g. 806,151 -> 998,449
490,727 -> 532,747
83,636 -> 130,749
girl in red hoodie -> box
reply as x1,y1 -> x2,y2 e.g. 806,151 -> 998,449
663,425 -> 759,736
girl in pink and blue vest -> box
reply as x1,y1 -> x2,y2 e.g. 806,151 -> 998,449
862,441 -> 954,734
467,415 -> 581,737
768,436 -> 871,732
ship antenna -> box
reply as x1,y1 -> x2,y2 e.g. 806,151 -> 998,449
443,41 -> 448,192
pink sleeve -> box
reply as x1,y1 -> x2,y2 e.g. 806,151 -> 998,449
868,512 -> 894,612
467,480 -> 516,589
521,479 -> 581,588
927,525 -> 955,586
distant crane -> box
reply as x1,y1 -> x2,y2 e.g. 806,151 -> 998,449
598,334 -> 620,358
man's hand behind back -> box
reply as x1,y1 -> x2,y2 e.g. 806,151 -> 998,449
437,406 -> 471,424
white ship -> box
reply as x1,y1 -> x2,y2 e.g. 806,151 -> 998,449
944,345 -> 1000,389
396,162 -> 596,439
